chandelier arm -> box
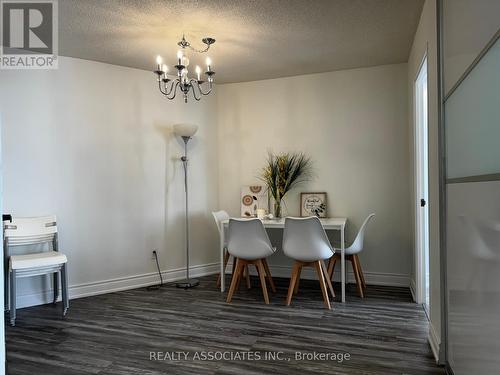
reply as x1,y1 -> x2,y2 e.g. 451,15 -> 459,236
166,81 -> 180,100
159,79 -> 179,98
191,79 -> 213,96
189,79 -> 202,99
190,83 -> 202,101
158,80 -> 168,95
165,80 -> 177,96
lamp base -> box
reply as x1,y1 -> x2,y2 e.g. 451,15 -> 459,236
175,278 -> 200,289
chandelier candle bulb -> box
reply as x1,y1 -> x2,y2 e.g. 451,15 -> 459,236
206,57 -> 212,72
156,55 -> 162,70
162,64 -> 168,75
177,50 -> 183,65
195,66 -> 201,81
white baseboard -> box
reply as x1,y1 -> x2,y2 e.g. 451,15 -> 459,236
226,262 -> 410,287
428,322 -> 440,363
16,261 -> 410,309
410,278 -> 417,302
15,262 -> 220,309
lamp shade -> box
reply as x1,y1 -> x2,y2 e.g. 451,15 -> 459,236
173,123 -> 198,138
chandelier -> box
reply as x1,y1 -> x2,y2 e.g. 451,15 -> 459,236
154,35 -> 216,103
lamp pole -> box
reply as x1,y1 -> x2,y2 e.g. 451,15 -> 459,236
176,135 -> 199,288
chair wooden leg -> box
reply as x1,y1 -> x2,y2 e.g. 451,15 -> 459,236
10,270 -> 16,326
231,257 -> 237,279
286,262 -> 300,306
256,260 -> 270,304
320,260 -> 335,298
245,265 -> 251,289
262,259 -> 276,293
216,250 -> 230,288
314,261 -> 331,309
294,264 -> 302,295
226,259 -> 243,303
355,255 -> 367,289
351,255 -> 364,298
328,255 -> 337,281
238,267 -> 242,290
237,264 -> 250,290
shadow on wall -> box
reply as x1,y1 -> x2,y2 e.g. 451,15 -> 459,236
155,123 -> 177,270
153,123 -> 216,270
190,212 -> 219,265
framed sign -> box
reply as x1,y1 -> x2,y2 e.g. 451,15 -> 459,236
241,185 -> 268,217
300,192 -> 327,217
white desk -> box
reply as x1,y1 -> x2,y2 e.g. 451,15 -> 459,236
219,217 -> 348,303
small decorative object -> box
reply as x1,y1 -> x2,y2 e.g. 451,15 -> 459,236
241,185 -> 268,217
260,152 -> 312,218
256,208 -> 266,220
301,192 -> 327,218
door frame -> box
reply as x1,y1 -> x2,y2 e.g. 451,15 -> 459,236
414,52 -> 430,309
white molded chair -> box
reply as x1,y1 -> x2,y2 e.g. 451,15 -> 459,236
226,218 -> 276,304
283,217 -> 335,309
212,210 -> 251,289
327,213 -> 375,298
4,216 -> 69,326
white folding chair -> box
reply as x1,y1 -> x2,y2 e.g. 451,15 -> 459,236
4,215 -> 69,326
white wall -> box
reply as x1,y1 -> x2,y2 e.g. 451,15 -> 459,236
407,0 -> 441,361
0,53 -> 417,307
216,64 -> 411,285
0,57 -> 220,307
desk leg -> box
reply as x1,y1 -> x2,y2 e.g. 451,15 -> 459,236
220,225 -> 225,292
341,224 -> 345,303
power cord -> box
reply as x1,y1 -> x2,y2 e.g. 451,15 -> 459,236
147,250 -> 173,290
146,250 -> 188,290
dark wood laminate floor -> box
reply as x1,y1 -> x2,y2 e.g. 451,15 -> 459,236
6,275 -> 445,375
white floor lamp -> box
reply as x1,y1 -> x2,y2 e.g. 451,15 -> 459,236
173,123 -> 199,288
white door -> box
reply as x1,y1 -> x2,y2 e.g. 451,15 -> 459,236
415,56 -> 430,312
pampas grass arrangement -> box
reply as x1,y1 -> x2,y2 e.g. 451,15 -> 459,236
260,152 -> 312,218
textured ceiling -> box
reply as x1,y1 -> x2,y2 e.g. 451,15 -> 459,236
59,0 -> 424,83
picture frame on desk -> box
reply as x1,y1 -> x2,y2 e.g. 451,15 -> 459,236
241,185 -> 268,217
300,192 -> 327,218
